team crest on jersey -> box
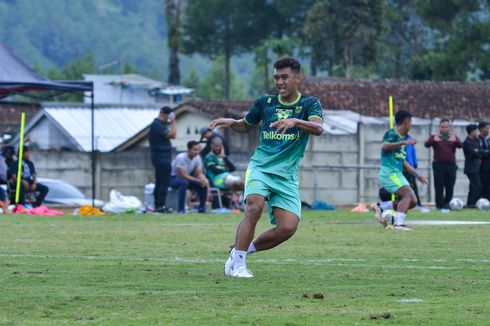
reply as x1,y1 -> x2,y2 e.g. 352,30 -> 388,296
295,106 -> 302,113
267,97 -> 272,104
275,108 -> 292,120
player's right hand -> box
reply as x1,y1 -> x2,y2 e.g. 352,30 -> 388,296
209,118 -> 235,129
404,138 -> 417,145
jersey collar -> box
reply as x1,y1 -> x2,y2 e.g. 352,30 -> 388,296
278,92 -> 301,106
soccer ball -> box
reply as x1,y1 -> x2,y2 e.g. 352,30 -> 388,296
476,198 -> 490,211
449,198 -> 464,211
381,210 -> 393,224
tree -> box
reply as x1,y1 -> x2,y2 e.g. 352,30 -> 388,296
303,0 -> 383,77
182,0 -> 271,98
414,0 -> 490,80
375,0 -> 427,79
165,0 -> 185,85
192,56 -> 245,100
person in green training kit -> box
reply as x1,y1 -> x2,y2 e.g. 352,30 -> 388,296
209,56 -> 324,278
373,110 -> 429,231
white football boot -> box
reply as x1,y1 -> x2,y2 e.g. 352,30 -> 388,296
230,266 -> 253,278
224,248 -> 234,276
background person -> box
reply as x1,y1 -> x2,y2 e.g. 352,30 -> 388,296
373,110 -> 428,231
149,106 -> 177,213
10,146 -> 49,207
170,141 -> 208,213
477,121 -> 490,200
199,127 -> 230,159
403,134 -> 424,209
204,137 -> 243,190
424,119 -> 463,210
463,124 -> 483,208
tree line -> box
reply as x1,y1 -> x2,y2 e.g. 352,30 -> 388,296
175,0 -> 489,98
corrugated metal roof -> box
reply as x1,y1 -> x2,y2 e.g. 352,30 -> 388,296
43,104 -> 160,152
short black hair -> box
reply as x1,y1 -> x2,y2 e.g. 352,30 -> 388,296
160,106 -> 172,114
187,140 -> 200,150
273,56 -> 301,74
478,121 -> 489,129
395,110 -> 413,125
440,119 -> 450,125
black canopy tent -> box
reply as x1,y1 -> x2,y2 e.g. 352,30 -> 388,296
0,42 -> 97,204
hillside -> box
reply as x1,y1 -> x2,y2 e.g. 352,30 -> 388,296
0,0 -> 216,82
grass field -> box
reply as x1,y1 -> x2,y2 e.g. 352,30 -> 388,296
1,209 -> 490,325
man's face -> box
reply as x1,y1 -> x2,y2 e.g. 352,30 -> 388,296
211,141 -> 222,154
439,122 -> 450,135
204,130 -> 213,140
273,67 -> 301,100
188,145 -> 201,159
23,151 -> 30,160
480,125 -> 489,137
470,129 -> 479,138
405,117 -> 412,131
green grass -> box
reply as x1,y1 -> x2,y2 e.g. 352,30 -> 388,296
1,209 -> 490,325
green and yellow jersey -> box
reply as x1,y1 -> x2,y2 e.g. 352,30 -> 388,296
244,93 -> 323,178
380,128 -> 407,175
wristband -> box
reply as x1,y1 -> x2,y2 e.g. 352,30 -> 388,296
413,172 -> 419,177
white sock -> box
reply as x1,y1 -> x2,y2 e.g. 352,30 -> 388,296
379,201 -> 393,210
233,250 -> 247,269
394,212 -> 406,226
247,242 -> 257,254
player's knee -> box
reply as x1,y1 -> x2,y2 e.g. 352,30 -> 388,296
277,223 -> 297,239
409,193 -> 417,208
244,202 -> 263,221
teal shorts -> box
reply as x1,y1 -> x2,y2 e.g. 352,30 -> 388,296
379,172 -> 410,194
244,168 -> 301,225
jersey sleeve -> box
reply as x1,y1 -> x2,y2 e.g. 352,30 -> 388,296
383,129 -> 397,143
307,98 -> 324,121
244,97 -> 263,126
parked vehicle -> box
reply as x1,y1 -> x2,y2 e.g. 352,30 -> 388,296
37,178 -> 104,207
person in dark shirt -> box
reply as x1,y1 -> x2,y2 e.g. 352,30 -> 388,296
424,119 -> 463,210
463,124 -> 485,208
477,121 -> 490,200
149,106 -> 177,213
199,127 -> 230,159
10,146 -> 49,207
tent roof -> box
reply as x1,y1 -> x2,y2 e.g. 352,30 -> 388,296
0,42 -> 93,97
13,102 -> 160,152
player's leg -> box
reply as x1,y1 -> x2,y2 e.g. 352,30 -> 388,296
225,168 -> 270,278
235,194 -> 266,252
226,194 -> 265,278
380,172 -> 413,230
251,207 -> 299,251
393,185 -> 417,230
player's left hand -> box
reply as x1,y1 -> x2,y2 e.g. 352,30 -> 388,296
417,175 -> 429,185
270,118 -> 297,134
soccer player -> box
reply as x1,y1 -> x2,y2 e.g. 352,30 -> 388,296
372,110 -> 428,231
209,56 -> 324,278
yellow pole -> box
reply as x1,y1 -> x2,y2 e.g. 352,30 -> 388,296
389,97 -> 395,223
15,112 -> 26,204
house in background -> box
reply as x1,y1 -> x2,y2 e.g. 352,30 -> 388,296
83,74 -> 193,106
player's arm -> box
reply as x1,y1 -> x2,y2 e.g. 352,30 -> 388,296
382,138 -> 416,152
403,160 -> 428,185
209,118 -> 252,134
270,118 -> 323,136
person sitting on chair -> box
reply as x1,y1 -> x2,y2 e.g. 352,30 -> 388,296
10,146 -> 49,207
205,137 -> 244,191
170,141 -> 209,213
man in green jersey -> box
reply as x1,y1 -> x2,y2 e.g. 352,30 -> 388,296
209,57 -> 324,278
372,110 -> 428,231
205,137 -> 243,191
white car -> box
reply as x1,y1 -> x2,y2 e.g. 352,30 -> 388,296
37,178 -> 104,207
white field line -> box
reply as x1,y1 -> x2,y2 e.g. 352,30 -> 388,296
1,254 -> 490,270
